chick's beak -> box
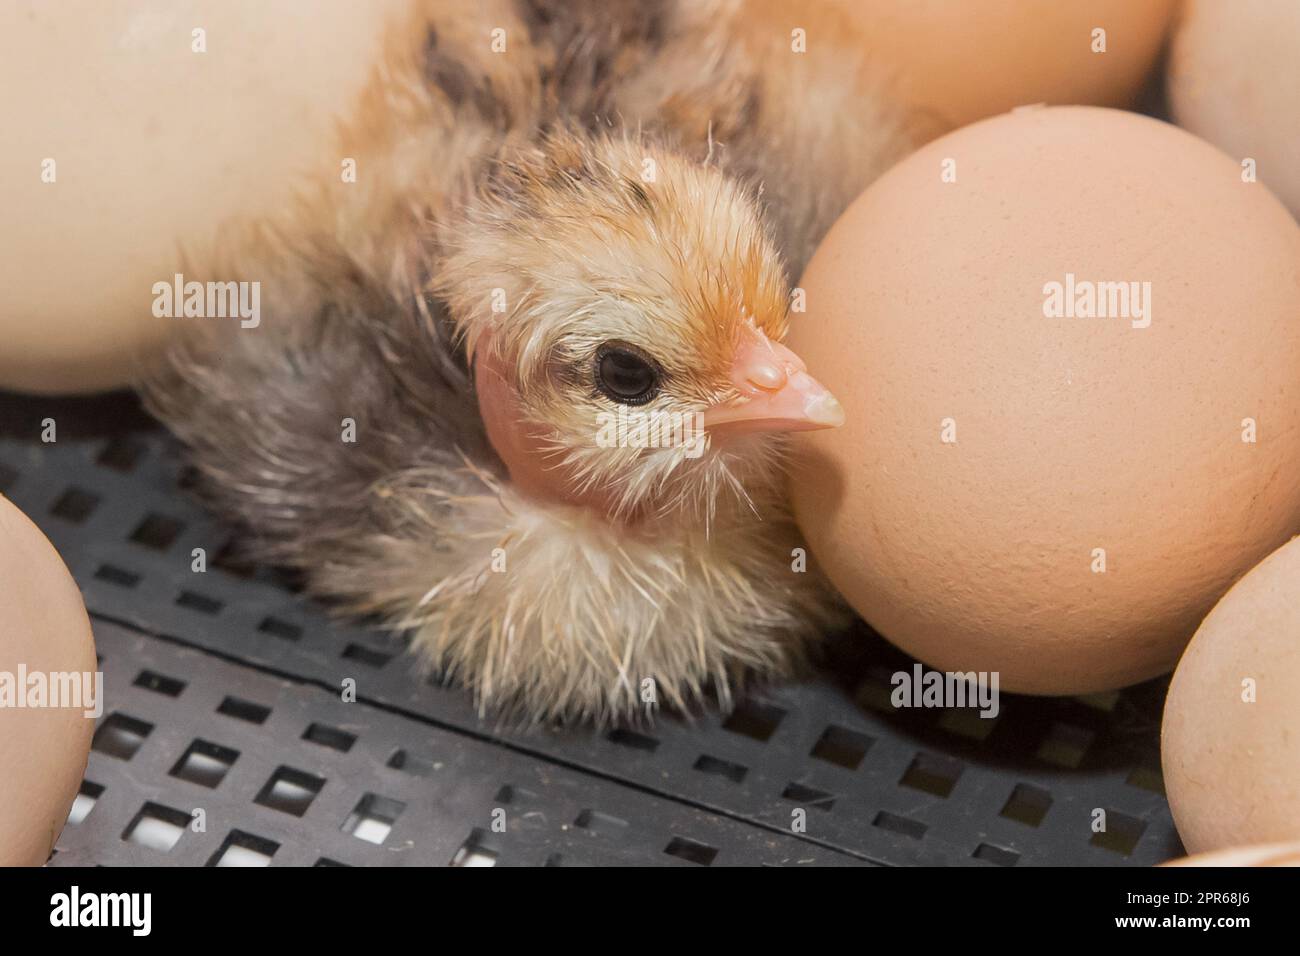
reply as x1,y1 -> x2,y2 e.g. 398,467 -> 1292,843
704,320 -> 845,436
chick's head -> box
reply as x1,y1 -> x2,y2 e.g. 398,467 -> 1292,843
437,130 -> 843,523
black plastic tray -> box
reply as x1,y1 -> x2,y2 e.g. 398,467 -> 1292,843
1,391 -> 1181,866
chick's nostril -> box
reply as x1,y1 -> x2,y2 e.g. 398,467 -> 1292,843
746,361 -> 787,391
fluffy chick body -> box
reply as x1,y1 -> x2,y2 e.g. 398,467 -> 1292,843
144,0 -> 910,723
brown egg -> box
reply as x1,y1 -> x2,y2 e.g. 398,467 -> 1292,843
790,106 -> 1300,695
1168,0 -> 1300,218
1162,535 -> 1300,853
0,0 -> 412,393
0,495 -> 97,865
829,0 -> 1176,136
1162,842 -> 1300,867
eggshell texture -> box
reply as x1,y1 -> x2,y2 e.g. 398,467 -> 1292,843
0,0 -> 411,394
1162,842 -> 1300,867
1168,0 -> 1300,218
1162,535 -> 1300,853
790,106 -> 1300,695
832,0 -> 1176,135
0,495 -> 97,865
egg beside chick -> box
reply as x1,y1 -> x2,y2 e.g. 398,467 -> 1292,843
1162,534 -> 1300,853
789,105 -> 1300,695
0,495 -> 98,865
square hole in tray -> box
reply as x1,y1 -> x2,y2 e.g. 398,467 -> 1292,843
606,727 -> 659,752
450,829 -> 498,867
1000,783 -> 1053,827
129,513 -> 184,550
973,843 -> 1020,867
573,809 -> 628,836
1036,722 -> 1095,768
94,564 -> 140,588
342,794 -> 406,845
722,700 -> 786,742
781,782 -> 835,811
92,713 -> 154,760
258,617 -> 302,642
68,781 -> 105,825
217,696 -> 271,724
899,752 -> 964,798
209,831 -> 279,867
873,811 -> 927,840
50,487 -> 99,523
693,754 -> 748,783
256,766 -> 326,817
303,723 -> 356,752
96,435 -> 146,472
342,643 -> 392,668
133,670 -> 186,697
1090,810 -> 1147,857
811,725 -> 873,769
664,836 -> 717,866
122,803 -> 190,853
169,739 -> 239,789
176,590 -> 223,615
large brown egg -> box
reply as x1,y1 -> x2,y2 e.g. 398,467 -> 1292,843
1168,0 -> 1300,218
0,495 -> 98,865
1162,535 -> 1300,853
0,0 -> 412,393
790,106 -> 1300,695
1162,842 -> 1300,867
830,0 -> 1176,136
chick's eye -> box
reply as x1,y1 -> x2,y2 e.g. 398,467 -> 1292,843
594,343 -> 660,405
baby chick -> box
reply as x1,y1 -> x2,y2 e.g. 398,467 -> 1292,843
144,0 -> 911,724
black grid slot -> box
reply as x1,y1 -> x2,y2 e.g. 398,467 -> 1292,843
722,700 -> 786,742
781,782 -> 835,812
450,829 -> 498,867
92,713 -> 154,761
209,831 -> 280,867
122,803 -> 191,853
1090,810 -> 1147,857
873,811 -> 927,841
94,564 -> 140,588
693,754 -> 748,783
169,740 -> 239,789
341,643 -> 392,668
176,590 -> 223,615
4,408 -> 1183,867
303,723 -> 356,753
68,781 -> 105,825
899,752 -> 964,799
217,696 -> 270,725
973,843 -> 1020,867
129,513 -> 184,550
1000,783 -> 1053,828
1036,722 -> 1096,769
664,836 -> 717,866
811,725 -> 873,769
96,435 -> 146,472
50,486 -> 100,523
342,794 -> 406,845
133,670 -> 186,697
258,617 -> 302,642
255,767 -> 326,817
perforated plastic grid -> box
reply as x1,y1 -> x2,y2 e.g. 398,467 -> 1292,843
2,392 -> 1183,866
